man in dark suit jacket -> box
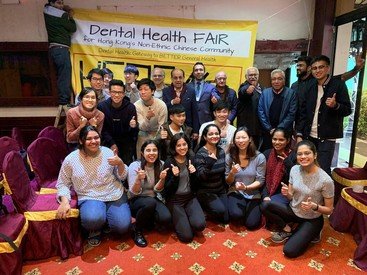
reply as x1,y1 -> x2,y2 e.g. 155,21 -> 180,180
162,68 -> 199,135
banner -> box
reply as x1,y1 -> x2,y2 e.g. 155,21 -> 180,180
71,9 -> 258,93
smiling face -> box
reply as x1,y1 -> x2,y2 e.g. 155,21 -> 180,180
81,91 -> 97,111
246,68 -> 259,86
90,73 -> 104,91
152,68 -> 165,86
272,130 -> 289,154
311,60 -> 330,83
193,64 -> 205,81
170,112 -> 186,127
124,72 -> 138,85
271,72 -> 285,92
215,71 -> 227,89
171,69 -> 184,89
110,85 -> 125,104
296,144 -> 317,168
142,143 -> 159,164
296,61 -> 309,78
213,108 -> 229,124
175,138 -> 188,157
204,126 -> 220,146
138,84 -> 154,102
234,130 -> 250,151
81,130 -> 100,156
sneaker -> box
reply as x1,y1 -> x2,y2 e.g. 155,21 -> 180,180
271,231 -> 292,243
87,230 -> 101,247
311,230 -> 322,243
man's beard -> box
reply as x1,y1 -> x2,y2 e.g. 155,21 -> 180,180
297,70 -> 307,78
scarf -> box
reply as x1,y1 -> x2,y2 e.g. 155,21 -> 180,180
265,148 -> 290,196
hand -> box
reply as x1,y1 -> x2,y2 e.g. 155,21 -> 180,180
301,197 -> 314,211
269,128 -> 275,135
231,162 -> 241,174
160,127 -> 168,139
246,85 -> 255,94
325,93 -> 337,108
171,164 -> 180,176
172,97 -> 181,104
130,82 -> 136,90
129,116 -> 137,128
355,54 -> 365,71
56,202 -> 71,219
211,96 -> 218,104
263,196 -> 271,201
160,167 -> 170,180
80,116 -> 88,128
108,149 -> 123,166
220,129 -> 227,138
296,136 -> 303,144
208,152 -> 217,160
146,107 -> 155,120
89,117 -> 98,127
281,182 -> 288,196
136,167 -> 146,180
235,181 -> 245,191
188,160 -> 196,174
110,144 -> 119,155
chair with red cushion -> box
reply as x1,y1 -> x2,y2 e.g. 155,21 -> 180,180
2,150 -> 82,260
332,162 -> 367,204
27,137 -> 67,190
0,213 -> 28,275
38,126 -> 68,155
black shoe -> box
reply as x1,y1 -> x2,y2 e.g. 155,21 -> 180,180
132,229 -> 147,247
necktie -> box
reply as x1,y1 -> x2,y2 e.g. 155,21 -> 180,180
196,81 -> 201,98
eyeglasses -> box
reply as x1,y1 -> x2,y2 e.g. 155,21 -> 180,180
91,77 -> 103,82
216,77 -> 227,81
110,91 -> 125,95
311,65 -> 328,71
153,75 -> 163,78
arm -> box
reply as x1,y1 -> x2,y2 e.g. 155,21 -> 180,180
257,91 -> 272,131
128,162 -> 143,195
340,54 -> 365,81
327,81 -> 352,117
247,153 -> 266,191
279,89 -> 297,130
228,90 -> 238,122
194,149 -> 217,181
66,110 -> 83,143
61,12 -> 76,33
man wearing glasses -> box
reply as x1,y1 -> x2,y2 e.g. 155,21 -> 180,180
151,67 -> 167,100
297,55 -> 352,176
98,79 -> 138,165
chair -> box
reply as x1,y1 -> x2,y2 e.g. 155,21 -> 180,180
11,127 -> 26,151
27,137 -> 67,190
331,162 -> 367,204
2,150 -> 82,260
0,213 -> 28,275
38,126 -> 68,155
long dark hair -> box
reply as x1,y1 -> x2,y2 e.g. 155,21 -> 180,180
169,133 -> 191,159
197,123 -> 221,151
271,127 -> 292,151
140,139 -> 161,184
78,125 -> 100,150
229,126 -> 257,164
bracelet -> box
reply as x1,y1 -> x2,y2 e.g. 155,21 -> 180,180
313,204 -> 319,211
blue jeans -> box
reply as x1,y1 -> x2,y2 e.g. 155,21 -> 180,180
50,46 -> 72,105
78,193 -> 131,235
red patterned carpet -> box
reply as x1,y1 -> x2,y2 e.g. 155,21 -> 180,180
22,219 -> 363,274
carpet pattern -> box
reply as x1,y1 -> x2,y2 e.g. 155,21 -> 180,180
22,219 -> 363,274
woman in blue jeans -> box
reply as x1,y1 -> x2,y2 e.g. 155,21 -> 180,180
56,125 -> 131,246
261,140 -> 334,258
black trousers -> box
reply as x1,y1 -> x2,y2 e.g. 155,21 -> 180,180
197,192 -> 229,224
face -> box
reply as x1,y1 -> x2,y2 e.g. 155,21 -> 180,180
81,91 -> 97,111
170,112 -> 186,127
311,61 -> 330,82
272,131 -> 289,153
215,72 -> 227,88
110,85 -> 125,104
175,138 -> 188,157
51,0 -> 64,10
81,130 -> 100,155
90,73 -> 104,91
246,68 -> 259,86
296,145 -> 316,168
171,70 -> 184,89
152,68 -> 165,86
143,143 -> 158,164
214,108 -> 229,124
204,126 -> 220,146
234,130 -> 250,150
296,61 -> 309,78
138,84 -> 154,101
124,72 -> 137,85
193,64 -> 205,81
271,72 -> 285,92
103,74 -> 112,88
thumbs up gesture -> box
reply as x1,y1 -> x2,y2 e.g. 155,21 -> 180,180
231,162 -> 241,174
171,164 -> 180,176
129,116 -> 137,128
211,95 -> 218,104
147,107 -> 155,120
188,159 -> 196,174
160,126 -> 168,139
326,93 -> 337,108
107,148 -> 123,166
136,167 -> 146,180
281,182 -> 289,196
301,196 -> 314,211
160,167 -> 170,180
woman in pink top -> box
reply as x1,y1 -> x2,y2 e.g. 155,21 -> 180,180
66,87 -> 105,144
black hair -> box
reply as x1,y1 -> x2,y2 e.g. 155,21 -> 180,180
229,126 -> 257,164
197,123 -> 221,150
78,87 -> 97,103
87,68 -> 104,80
140,139 -> 161,184
213,100 -> 229,112
193,62 -> 205,72
168,133 -> 191,157
168,104 -> 186,116
124,65 -> 139,76
297,56 -> 313,67
295,140 -> 319,166
311,55 -> 330,66
137,78 -> 156,91
78,125 -> 100,150
102,68 -> 114,78
109,79 -> 125,90
271,127 -> 292,150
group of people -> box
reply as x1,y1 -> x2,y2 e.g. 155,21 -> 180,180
54,52 -> 366,258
